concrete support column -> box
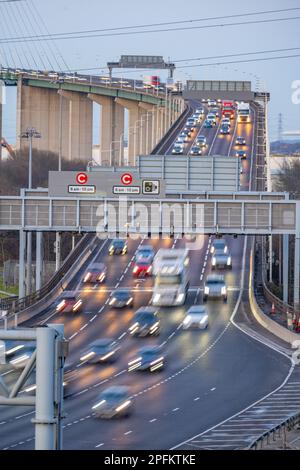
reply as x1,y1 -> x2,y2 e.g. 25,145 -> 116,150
59,90 -> 93,162
268,235 -> 273,283
283,234 -> 289,304
18,230 -> 26,299
36,232 -> 43,292
139,103 -> 153,155
115,98 -> 140,166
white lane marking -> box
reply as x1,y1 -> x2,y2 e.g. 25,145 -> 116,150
124,430 -> 132,436
95,443 -> 104,448
172,408 -> 180,412
211,387 -> 216,391
194,397 -> 200,401
79,323 -> 88,331
68,332 -> 78,340
150,418 -> 157,423
89,315 -> 97,322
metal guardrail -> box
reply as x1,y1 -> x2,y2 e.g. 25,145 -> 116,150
0,233 -> 94,314
248,411 -> 300,449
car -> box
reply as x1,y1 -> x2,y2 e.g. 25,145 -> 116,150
222,118 -> 231,127
184,125 -> 193,134
175,137 -> 185,145
109,289 -> 133,308
183,306 -> 209,330
201,98 -> 208,103
133,260 -> 152,277
210,238 -> 228,254
203,275 -> 227,302
80,339 -> 120,364
208,99 -> 217,107
196,135 -> 207,147
128,307 -> 160,337
128,346 -> 164,372
210,107 -> 220,117
55,291 -> 83,313
179,132 -> 189,143
135,245 -> 155,263
236,136 -> 246,146
190,146 -> 202,156
92,386 -> 133,419
236,150 -> 247,159
109,239 -> 127,255
220,124 -> 230,134
172,145 -> 184,155
196,108 -> 205,115
211,249 -> 232,269
204,119 -> 213,128
83,263 -> 107,284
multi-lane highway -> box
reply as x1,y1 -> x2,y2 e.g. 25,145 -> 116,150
0,99 -> 292,450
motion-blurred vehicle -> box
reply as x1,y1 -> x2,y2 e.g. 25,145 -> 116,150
210,107 -> 220,117
172,144 -> 184,155
7,343 -> 35,369
92,386 -> 133,419
128,346 -> 164,372
179,132 -> 189,143
129,307 -> 160,337
221,117 -> 231,127
83,262 -> 107,284
132,260 -> 152,277
207,113 -> 217,124
183,306 -> 208,330
204,119 -> 213,128
236,136 -> 246,146
203,275 -> 227,302
109,239 -> 128,255
80,339 -> 120,364
135,245 -> 155,263
210,238 -> 228,254
208,99 -> 217,107
212,249 -> 232,269
236,149 -> 247,160
190,146 -> 202,156
55,291 -> 83,313
175,137 -> 185,146
109,289 -> 133,308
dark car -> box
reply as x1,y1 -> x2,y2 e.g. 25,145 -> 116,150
80,338 -> 120,364
190,146 -> 202,156
109,239 -> 128,255
55,291 -> 83,313
128,346 -> 164,372
109,289 -> 133,308
220,124 -> 230,134
236,150 -> 247,160
129,307 -> 160,337
236,136 -> 246,146
83,263 -> 107,284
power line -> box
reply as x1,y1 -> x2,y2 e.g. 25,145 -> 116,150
0,6 -> 299,42
1,12 -> 300,43
175,53 -> 300,68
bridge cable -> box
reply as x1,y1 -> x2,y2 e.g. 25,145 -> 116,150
0,2 -> 26,69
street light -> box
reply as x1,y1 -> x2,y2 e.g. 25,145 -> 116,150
20,127 -> 41,189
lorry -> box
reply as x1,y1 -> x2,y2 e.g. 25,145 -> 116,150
237,102 -> 251,123
222,101 -> 235,119
151,249 -> 190,307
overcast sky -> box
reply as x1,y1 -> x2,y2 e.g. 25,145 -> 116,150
2,0 -> 300,143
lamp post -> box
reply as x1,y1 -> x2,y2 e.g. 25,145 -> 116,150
20,127 -> 41,190
20,128 -> 41,296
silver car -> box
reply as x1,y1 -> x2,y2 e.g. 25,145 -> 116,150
203,275 -> 227,302
210,238 -> 229,254
211,250 -> 232,269
183,306 -> 208,330
92,386 -> 133,419
79,339 -> 120,364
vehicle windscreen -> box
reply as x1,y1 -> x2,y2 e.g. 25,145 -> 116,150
112,240 -> 124,247
136,312 -> 155,322
114,291 -> 130,299
207,279 -> 223,285
156,274 -> 182,285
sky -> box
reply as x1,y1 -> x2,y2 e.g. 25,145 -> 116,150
1,0 -> 300,143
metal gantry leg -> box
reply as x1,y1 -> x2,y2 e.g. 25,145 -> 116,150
268,235 -> 273,283
33,327 -> 57,450
294,236 -> 300,306
26,231 -> 32,295
36,231 -> 43,292
55,232 -> 61,271
18,230 -> 26,299
283,234 -> 289,304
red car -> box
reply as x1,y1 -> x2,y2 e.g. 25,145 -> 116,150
55,291 -> 83,313
132,261 -> 152,277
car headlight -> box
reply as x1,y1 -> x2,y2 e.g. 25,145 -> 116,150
204,286 -> 209,295
153,294 -> 160,303
212,258 -> 216,266
224,246 -> 228,254
227,257 -> 232,266
183,315 -> 191,325
221,286 -> 227,295
84,273 -> 91,282
200,315 -> 208,324
176,293 -> 185,303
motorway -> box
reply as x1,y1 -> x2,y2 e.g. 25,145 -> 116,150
0,100 -> 292,450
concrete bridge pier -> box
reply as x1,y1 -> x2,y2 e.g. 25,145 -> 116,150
88,94 -> 124,166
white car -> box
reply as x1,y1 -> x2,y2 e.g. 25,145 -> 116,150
222,118 -> 231,126
183,306 -> 208,330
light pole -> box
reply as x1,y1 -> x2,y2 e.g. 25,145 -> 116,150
20,127 -> 41,190
110,140 -> 121,167
20,127 -> 41,296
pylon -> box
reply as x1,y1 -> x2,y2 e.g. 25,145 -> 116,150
271,302 -> 276,314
